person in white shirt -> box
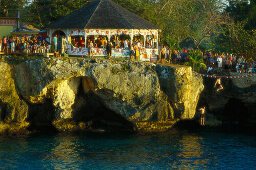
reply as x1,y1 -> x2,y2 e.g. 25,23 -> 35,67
217,55 -> 223,68
137,41 -> 141,48
124,39 -> 128,49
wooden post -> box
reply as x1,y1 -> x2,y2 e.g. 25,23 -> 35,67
130,29 -> 134,46
156,30 -> 159,56
85,29 -> 87,49
107,29 -> 111,41
143,33 -> 146,48
49,29 -> 53,53
49,29 -> 52,44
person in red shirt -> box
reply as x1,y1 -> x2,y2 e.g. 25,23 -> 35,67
78,37 -> 85,47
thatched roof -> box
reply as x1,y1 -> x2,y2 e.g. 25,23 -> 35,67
48,0 -> 159,29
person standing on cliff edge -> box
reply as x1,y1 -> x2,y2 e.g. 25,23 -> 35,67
199,106 -> 206,126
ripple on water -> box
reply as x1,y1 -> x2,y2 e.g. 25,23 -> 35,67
0,132 -> 255,169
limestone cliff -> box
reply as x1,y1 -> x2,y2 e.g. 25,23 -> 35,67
0,61 -> 29,134
199,73 -> 256,128
0,57 -> 204,134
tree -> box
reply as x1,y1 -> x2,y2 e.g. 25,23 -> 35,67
0,0 -> 28,17
227,20 -> 256,59
114,0 -> 230,49
23,0 -> 88,28
226,0 -> 256,29
185,50 -> 207,72
216,0 -> 256,59
164,0 -> 229,49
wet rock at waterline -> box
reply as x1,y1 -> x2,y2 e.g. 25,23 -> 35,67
0,58 -> 204,134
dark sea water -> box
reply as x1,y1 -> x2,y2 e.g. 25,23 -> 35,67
0,130 -> 255,169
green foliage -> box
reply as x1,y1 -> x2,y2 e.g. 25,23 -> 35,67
165,35 -> 180,50
226,0 -> 256,29
229,20 -> 256,59
114,0 -> 229,49
185,50 -> 207,72
220,0 -> 256,60
0,0 -> 28,17
23,0 -> 88,28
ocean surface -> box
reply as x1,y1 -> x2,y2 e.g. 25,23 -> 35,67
0,130 -> 255,169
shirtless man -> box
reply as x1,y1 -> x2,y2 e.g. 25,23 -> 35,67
214,78 -> 224,91
199,106 -> 206,126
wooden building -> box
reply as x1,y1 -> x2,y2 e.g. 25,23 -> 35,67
47,0 -> 160,61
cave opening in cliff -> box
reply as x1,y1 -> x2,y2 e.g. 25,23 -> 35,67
223,98 -> 249,126
72,77 -> 135,133
27,98 -> 57,132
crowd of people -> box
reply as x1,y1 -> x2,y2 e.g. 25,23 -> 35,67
202,51 -> 256,74
158,46 -> 256,74
84,35 -> 146,59
0,34 -> 255,74
0,35 -> 51,54
84,35 -> 142,50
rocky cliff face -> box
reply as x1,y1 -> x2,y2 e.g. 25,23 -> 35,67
0,57 -> 204,134
0,62 -> 29,134
199,73 -> 256,128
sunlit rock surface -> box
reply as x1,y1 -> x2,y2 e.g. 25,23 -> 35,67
0,62 -> 28,122
0,58 -> 204,134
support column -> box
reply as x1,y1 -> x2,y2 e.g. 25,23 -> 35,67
107,30 -> 111,41
156,30 -> 159,55
66,29 -> 69,43
130,30 -> 134,46
84,29 -> 87,56
49,29 -> 52,44
49,29 -> 53,53
143,34 -> 146,48
84,30 -> 87,47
